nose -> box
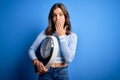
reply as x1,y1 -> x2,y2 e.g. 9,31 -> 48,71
56,15 -> 60,21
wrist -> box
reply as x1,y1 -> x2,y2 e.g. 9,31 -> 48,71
33,59 -> 38,65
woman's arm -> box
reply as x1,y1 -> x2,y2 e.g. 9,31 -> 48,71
59,33 -> 77,63
28,31 -> 46,60
28,31 -> 48,74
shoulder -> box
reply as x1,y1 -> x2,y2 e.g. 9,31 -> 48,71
68,32 -> 77,38
39,30 -> 45,34
38,30 -> 46,36
37,30 -> 46,38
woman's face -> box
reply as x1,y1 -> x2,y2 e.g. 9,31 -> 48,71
52,8 -> 65,28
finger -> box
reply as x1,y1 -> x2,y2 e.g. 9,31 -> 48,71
39,69 -> 45,73
36,61 -> 47,74
38,68 -> 47,74
64,26 -> 67,30
55,20 -> 59,27
39,63 -> 48,72
38,68 -> 45,73
38,62 -> 42,70
57,23 -> 63,31
39,62 -> 45,69
55,24 -> 60,32
57,23 -> 61,29
38,70 -> 44,74
59,23 -> 62,30
44,67 -> 48,72
56,20 -> 61,27
55,23 -> 59,30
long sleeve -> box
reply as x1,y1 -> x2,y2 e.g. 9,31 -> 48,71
28,31 -> 46,60
58,33 -> 77,63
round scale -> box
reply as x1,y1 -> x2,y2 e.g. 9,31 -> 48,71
35,36 -> 58,69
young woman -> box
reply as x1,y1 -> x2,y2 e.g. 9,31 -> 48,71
29,3 -> 77,80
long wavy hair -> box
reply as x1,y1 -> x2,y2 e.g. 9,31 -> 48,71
45,3 -> 71,36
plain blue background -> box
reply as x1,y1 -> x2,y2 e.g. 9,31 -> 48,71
0,0 -> 120,80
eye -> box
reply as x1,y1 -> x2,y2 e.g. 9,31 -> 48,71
59,13 -> 63,16
52,14 -> 56,17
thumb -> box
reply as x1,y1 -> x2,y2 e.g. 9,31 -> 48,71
64,26 -> 68,30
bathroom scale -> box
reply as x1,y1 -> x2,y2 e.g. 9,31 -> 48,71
34,36 -> 58,72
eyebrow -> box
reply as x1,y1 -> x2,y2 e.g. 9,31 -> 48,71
52,12 -> 63,14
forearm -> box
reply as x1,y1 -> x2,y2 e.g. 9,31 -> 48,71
28,31 -> 46,61
59,34 -> 77,63
29,48 -> 38,60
